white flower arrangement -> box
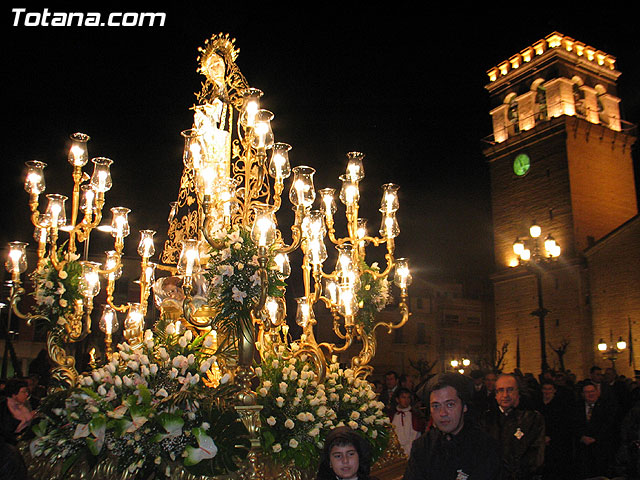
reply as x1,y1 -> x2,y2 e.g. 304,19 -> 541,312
257,349 -> 390,470
30,248 -> 83,325
355,260 -> 391,333
203,225 -> 286,339
29,325 -> 250,478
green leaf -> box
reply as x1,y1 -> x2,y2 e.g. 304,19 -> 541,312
61,450 -> 81,476
32,419 -> 49,437
137,384 -> 152,405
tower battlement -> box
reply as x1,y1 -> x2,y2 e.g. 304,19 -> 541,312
486,32 -> 618,84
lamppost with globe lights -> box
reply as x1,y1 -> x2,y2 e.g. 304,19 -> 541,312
597,331 -> 627,368
512,222 -> 561,373
450,357 -> 471,374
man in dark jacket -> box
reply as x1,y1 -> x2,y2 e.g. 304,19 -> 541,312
574,380 -> 617,478
403,373 -> 501,480
480,373 -> 545,480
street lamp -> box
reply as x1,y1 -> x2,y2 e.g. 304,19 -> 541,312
450,357 -> 471,374
513,221 -> 561,373
597,331 -> 627,367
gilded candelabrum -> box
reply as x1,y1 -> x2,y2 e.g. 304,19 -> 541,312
155,33 -> 413,390
4,134 -> 175,389
5,32 -> 413,479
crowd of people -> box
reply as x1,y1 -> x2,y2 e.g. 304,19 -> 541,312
5,359 -> 640,479
379,366 -> 640,479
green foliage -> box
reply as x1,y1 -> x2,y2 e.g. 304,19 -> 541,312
355,260 -> 390,334
30,244 -> 83,325
203,225 -> 286,343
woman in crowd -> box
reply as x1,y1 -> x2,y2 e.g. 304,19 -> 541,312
317,426 -> 379,480
0,378 -> 36,445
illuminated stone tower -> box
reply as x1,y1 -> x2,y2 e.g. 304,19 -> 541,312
483,32 -> 638,376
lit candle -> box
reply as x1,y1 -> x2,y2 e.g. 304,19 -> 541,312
295,179 -> 306,206
6,242 -> 28,275
347,163 -> 360,182
266,298 -> 279,325
185,248 -> 198,276
24,161 -> 47,195
326,280 -> 337,303
82,186 -> 95,214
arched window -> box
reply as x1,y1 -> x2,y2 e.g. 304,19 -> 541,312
572,76 -> 586,118
505,93 -> 519,134
531,79 -> 547,121
595,84 -> 608,126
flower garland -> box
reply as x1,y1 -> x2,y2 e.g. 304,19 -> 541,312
29,324 -> 250,478
256,347 -> 390,470
30,247 -> 83,325
355,261 -> 390,334
204,225 -> 286,338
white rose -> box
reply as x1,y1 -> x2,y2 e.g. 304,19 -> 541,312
127,361 -> 139,371
276,397 -> 285,408
284,419 -> 295,429
267,416 -> 276,426
272,443 -> 282,453
156,388 -> 168,397
289,439 -> 299,448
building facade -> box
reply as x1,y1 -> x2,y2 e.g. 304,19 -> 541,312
483,32 -> 638,377
316,276 -> 495,380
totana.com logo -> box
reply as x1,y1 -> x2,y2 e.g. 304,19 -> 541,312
11,8 -> 166,27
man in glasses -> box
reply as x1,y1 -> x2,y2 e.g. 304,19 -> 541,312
480,373 -> 545,480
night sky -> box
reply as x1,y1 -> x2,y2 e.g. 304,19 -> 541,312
3,7 -> 639,288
